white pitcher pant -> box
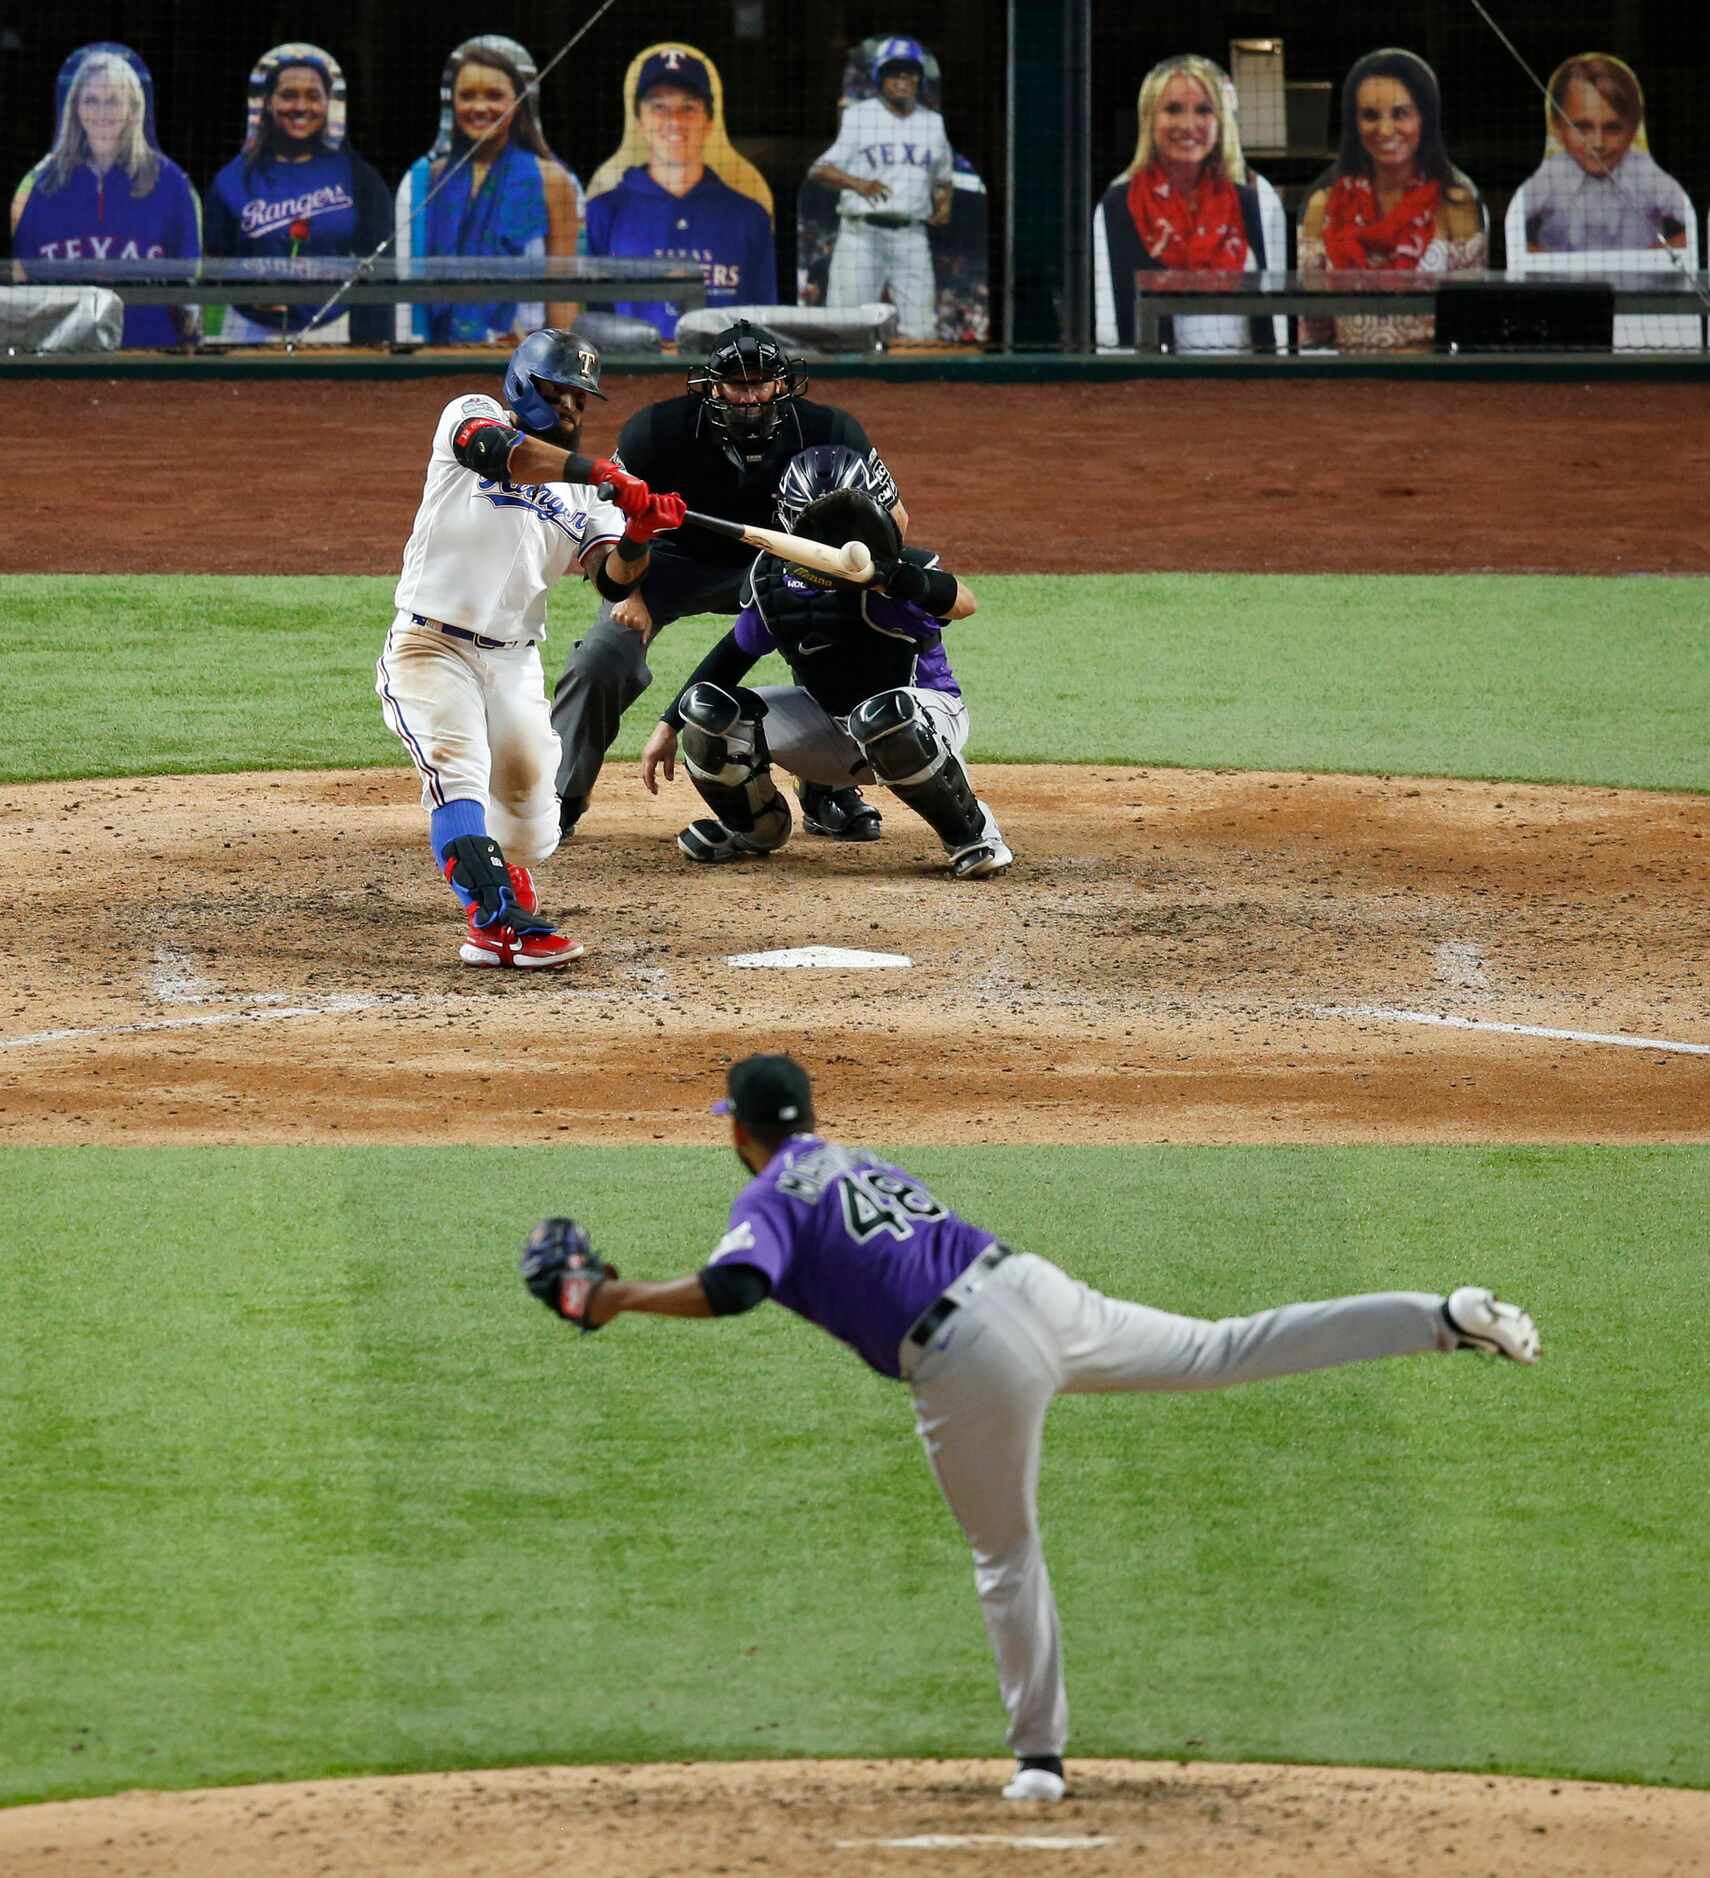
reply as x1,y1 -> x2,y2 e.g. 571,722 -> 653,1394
900,1252 -> 1453,1758
376,616 -> 562,866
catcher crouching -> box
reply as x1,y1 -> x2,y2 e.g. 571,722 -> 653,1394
639,447 -> 1011,880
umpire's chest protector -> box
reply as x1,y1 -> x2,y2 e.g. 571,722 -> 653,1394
752,558 -> 923,718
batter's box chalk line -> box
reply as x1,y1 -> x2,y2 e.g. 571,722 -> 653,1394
727,945 -> 913,969
834,1835 -> 1119,1851
1311,1005 -> 1710,1056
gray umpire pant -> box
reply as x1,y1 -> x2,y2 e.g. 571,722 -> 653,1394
896,1252 -> 1455,1760
550,551 -> 749,805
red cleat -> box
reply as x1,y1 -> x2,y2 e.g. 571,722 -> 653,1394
443,855 -> 583,967
459,904 -> 585,969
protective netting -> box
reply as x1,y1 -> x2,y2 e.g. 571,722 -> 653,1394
1093,6 -> 1710,354
4,3 -> 1707,357
2,11 -> 1002,354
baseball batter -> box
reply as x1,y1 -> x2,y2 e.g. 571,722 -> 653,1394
809,37 -> 953,340
521,1053 -> 1543,1801
639,452 -> 1011,879
376,327 -> 682,967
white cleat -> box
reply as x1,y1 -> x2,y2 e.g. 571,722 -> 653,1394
1444,1286 -> 1540,1364
1002,1766 -> 1066,1802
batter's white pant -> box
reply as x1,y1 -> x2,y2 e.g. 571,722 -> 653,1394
755,683 -> 1005,855
375,614 -> 563,866
826,220 -> 936,339
898,1252 -> 1456,1759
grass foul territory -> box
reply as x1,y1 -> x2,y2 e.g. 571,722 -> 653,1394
6,571 -> 1706,790
4,1143 -> 1708,1805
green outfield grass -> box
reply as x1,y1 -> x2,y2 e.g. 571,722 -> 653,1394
4,1144 -> 1707,1806
7,571 -> 1706,790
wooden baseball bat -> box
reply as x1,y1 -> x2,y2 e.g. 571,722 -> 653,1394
680,509 -> 876,584
596,484 -> 875,584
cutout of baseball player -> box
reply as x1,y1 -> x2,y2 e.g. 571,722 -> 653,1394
10,42 -> 202,349
808,35 -> 954,341
639,447 -> 1011,880
583,44 -> 777,341
522,1052 -> 1542,1802
550,319 -> 907,846
375,329 -> 684,968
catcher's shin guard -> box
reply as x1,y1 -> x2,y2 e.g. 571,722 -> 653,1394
849,689 -> 985,851
677,682 -> 791,850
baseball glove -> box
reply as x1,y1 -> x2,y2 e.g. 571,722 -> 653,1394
520,1217 -> 619,1332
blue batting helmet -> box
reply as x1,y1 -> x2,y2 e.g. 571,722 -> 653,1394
503,328 -> 606,437
871,36 -> 926,82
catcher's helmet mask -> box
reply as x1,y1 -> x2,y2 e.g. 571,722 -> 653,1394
794,488 -> 902,568
689,318 -> 808,469
504,328 -> 607,446
774,445 -> 878,533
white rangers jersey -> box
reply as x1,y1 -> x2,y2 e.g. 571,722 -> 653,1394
815,98 -> 953,224
394,394 -> 624,644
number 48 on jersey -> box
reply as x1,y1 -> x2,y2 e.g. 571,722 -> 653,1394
839,1166 -> 947,1244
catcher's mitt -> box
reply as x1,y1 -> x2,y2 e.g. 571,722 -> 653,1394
520,1217 -> 619,1332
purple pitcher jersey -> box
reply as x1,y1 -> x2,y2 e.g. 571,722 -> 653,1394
710,1137 -> 992,1378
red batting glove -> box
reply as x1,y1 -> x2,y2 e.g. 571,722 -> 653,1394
591,457 -> 651,519
623,492 -> 686,545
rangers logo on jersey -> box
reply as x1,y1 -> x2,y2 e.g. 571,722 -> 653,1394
475,479 -> 590,541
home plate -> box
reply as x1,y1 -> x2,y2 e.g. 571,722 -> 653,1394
727,946 -> 913,969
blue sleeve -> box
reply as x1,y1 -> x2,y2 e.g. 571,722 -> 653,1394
749,202 -> 777,303
11,162 -> 50,253
584,189 -> 612,256
171,167 -> 203,259
347,153 -> 394,343
202,162 -> 238,254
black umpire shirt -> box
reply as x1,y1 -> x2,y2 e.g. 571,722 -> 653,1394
612,394 -> 901,571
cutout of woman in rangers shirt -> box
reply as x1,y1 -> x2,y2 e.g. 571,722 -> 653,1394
584,43 -> 777,342
202,42 -> 391,344
11,42 -> 201,349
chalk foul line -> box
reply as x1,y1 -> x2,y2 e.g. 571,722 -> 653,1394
0,994 -> 408,1051
1312,1005 -> 1709,1056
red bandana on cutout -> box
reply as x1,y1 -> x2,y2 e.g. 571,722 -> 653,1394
1126,164 -> 1248,270
1321,175 -> 1442,268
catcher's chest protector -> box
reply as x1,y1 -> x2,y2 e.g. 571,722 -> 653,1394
752,559 -> 921,716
